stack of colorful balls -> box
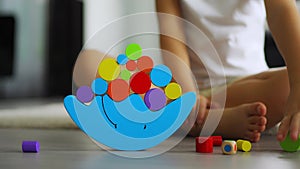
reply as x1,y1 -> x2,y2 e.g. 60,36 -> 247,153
75,43 -> 183,111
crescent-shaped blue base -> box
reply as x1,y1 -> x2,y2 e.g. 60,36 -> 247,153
64,92 -> 196,150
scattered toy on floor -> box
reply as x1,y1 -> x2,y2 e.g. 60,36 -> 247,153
279,133 -> 300,152
211,136 -> 222,146
237,139 -> 252,152
195,137 -> 213,153
221,140 -> 237,155
22,141 -> 40,153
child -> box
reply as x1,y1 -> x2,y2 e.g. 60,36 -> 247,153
156,0 -> 300,142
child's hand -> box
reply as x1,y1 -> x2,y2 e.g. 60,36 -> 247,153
277,86 -> 300,141
196,95 -> 214,125
185,95 -> 217,136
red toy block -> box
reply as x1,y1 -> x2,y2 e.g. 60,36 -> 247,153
195,137 -> 213,153
211,136 -> 223,146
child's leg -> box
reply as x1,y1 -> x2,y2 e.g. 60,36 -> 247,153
190,102 -> 267,142
190,68 -> 288,142
216,67 -> 289,129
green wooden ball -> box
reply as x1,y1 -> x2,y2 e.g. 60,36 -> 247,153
279,133 -> 300,152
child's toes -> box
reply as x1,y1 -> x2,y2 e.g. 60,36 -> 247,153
244,131 -> 261,142
249,124 -> 266,132
248,116 -> 267,126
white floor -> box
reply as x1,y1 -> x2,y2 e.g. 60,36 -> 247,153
0,98 -> 299,168
0,129 -> 299,169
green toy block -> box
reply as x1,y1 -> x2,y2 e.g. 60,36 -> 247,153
279,133 -> 300,152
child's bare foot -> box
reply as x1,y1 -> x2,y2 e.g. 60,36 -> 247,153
215,102 -> 267,142
190,102 -> 267,142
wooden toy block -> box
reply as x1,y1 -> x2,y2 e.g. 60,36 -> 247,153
22,141 -> 40,153
195,137 -> 213,153
211,136 -> 222,146
237,139 -> 252,152
280,133 -> 300,152
221,140 -> 237,155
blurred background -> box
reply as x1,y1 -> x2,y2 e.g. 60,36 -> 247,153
0,0 -> 157,99
0,0 -> 294,100
0,0 -> 298,129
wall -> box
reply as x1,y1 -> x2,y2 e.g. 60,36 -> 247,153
0,0 -> 48,98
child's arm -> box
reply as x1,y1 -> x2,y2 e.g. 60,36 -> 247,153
265,0 -> 300,141
156,0 -> 190,66
156,0 -> 208,125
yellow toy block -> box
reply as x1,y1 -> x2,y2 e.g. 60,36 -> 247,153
237,139 -> 252,152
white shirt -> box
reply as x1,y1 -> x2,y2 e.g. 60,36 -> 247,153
180,0 -> 269,88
